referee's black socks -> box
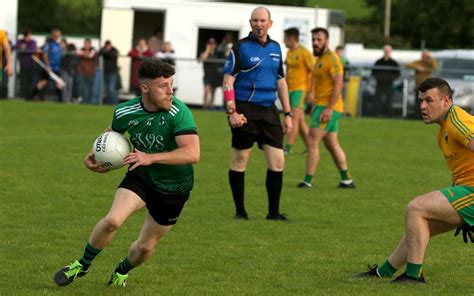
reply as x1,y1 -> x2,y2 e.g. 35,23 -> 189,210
229,170 -> 246,215
266,169 -> 283,216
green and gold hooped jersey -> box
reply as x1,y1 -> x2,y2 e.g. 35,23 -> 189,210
112,96 -> 197,194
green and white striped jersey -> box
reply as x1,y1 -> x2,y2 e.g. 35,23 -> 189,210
112,96 -> 197,194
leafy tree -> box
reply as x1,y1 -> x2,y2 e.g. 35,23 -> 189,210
18,0 -> 101,36
364,0 -> 474,49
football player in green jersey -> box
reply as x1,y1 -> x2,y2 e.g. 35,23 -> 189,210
54,59 -> 200,288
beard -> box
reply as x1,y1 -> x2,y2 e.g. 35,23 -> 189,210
313,40 -> 328,56
313,46 -> 326,56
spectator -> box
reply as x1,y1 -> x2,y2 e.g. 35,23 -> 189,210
15,29 -> 37,100
155,41 -> 175,66
59,39 -> 77,103
147,28 -> 163,55
30,29 -> 63,102
372,44 -> 400,117
128,38 -> 153,95
200,38 -> 223,109
99,40 -> 119,104
217,32 -> 234,58
0,30 -> 13,99
76,38 -> 97,104
406,50 -> 438,119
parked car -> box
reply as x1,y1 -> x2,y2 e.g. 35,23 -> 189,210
434,50 -> 474,114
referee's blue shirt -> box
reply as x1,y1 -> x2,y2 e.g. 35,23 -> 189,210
42,39 -> 62,72
224,33 -> 285,107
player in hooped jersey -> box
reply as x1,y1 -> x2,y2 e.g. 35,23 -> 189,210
359,78 -> 474,283
54,59 -> 200,287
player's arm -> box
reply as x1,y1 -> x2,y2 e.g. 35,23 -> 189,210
224,73 -> 247,128
277,78 -> 292,134
84,126 -> 113,173
319,73 -> 342,123
124,134 -> 200,171
2,39 -> 13,76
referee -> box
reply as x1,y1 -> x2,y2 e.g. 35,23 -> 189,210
223,6 -> 292,220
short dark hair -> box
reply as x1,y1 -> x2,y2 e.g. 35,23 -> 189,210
284,27 -> 299,40
139,59 -> 175,80
22,28 -> 31,36
336,45 -> 344,51
418,77 -> 453,98
311,27 -> 329,38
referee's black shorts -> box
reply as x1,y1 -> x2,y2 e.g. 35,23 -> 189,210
231,100 -> 284,150
118,172 -> 189,226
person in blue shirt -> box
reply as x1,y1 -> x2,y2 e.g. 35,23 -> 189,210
30,29 -> 63,101
223,6 -> 293,221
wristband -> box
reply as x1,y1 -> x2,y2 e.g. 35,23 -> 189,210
284,111 -> 293,118
224,86 -> 235,114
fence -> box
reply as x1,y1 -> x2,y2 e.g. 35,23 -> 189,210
4,50 -> 474,117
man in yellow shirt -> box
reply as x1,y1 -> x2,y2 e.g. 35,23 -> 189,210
283,27 -> 314,154
406,50 -> 438,118
359,77 -> 474,283
298,27 -> 354,189
0,29 -> 13,86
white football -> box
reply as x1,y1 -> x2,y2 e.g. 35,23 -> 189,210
92,131 -> 131,170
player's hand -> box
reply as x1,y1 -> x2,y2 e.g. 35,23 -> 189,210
228,112 -> 247,128
124,148 -> 153,171
84,151 -> 110,173
283,114 -> 293,134
454,223 -> 474,243
319,107 -> 332,123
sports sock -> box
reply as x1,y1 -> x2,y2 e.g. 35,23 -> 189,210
79,242 -> 102,270
340,169 -> 352,181
304,174 -> 313,184
29,86 -> 40,100
405,262 -> 422,279
56,88 -> 63,102
266,169 -> 283,215
229,170 -> 246,215
284,144 -> 292,153
377,259 -> 397,277
114,257 -> 135,275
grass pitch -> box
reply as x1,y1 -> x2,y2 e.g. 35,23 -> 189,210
1,100 -> 472,295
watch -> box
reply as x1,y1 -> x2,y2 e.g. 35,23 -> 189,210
284,111 -> 293,118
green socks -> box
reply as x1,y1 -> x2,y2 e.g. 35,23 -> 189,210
114,257 -> 135,275
304,174 -> 313,184
406,262 -> 422,279
377,260 -> 397,277
79,243 -> 102,269
340,169 -> 351,181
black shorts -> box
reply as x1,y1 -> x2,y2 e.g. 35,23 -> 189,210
118,172 -> 189,226
231,100 -> 284,150
39,68 -> 60,81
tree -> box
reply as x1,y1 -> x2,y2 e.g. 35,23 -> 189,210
365,0 -> 474,49
18,0 -> 102,36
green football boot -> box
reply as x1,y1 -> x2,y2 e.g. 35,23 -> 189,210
53,260 -> 89,286
107,271 -> 128,287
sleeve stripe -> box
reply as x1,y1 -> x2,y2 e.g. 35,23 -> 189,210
175,129 -> 198,136
450,109 -> 470,135
327,52 -> 341,74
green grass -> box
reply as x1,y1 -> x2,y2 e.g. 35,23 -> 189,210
1,100 -> 473,295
